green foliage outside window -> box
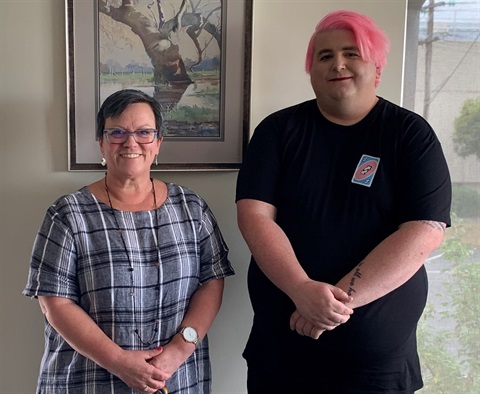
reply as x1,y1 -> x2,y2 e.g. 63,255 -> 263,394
418,214 -> 480,393
453,96 -> 480,160
451,185 -> 480,218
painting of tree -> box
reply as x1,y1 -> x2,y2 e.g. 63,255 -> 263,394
98,0 -> 223,138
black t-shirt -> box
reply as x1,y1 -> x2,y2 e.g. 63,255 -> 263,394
236,98 -> 451,392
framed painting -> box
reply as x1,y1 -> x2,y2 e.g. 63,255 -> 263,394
67,0 -> 252,171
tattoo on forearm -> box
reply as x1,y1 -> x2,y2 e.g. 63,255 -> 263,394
421,220 -> 446,232
348,260 -> 364,296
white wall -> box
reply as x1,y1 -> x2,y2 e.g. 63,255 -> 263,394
0,1 -> 405,393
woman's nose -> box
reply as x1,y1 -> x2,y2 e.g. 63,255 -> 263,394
123,134 -> 139,147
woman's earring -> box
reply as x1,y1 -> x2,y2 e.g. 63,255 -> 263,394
155,155 -> 158,166
101,157 -> 106,167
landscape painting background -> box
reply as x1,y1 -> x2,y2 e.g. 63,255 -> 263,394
98,0 -> 224,139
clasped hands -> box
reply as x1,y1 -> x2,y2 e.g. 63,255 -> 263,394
112,337 -> 188,393
289,280 -> 354,340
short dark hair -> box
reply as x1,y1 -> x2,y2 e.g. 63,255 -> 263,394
96,89 -> 163,140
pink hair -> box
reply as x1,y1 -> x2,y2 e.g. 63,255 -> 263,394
305,10 -> 390,86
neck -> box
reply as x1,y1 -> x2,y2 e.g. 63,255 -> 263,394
317,96 -> 379,126
104,173 -> 157,210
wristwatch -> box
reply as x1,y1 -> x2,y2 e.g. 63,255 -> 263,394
179,326 -> 199,345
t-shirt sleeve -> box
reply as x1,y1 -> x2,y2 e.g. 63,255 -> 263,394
198,204 -> 235,284
236,114 -> 284,206
23,206 -> 79,301
395,117 -> 452,227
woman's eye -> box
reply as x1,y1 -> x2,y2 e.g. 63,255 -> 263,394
111,129 -> 125,137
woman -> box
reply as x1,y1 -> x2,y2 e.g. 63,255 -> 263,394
24,89 -> 234,393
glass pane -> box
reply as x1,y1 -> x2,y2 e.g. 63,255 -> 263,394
404,1 -> 480,392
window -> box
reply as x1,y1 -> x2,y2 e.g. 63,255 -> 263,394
404,1 -> 479,391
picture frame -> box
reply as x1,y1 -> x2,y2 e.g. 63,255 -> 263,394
67,0 -> 252,171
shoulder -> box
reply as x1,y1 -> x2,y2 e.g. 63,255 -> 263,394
260,99 -> 318,125
376,97 -> 430,126
36,188 -> 92,234
167,183 -> 207,207
166,184 -> 218,226
48,187 -> 90,212
251,99 -> 319,144
375,97 -> 438,141
42,188 -> 99,227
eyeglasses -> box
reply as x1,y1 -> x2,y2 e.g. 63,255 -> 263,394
103,128 -> 159,144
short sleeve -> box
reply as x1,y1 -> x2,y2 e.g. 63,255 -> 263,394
395,118 -> 452,227
23,206 -> 79,301
236,114 -> 284,206
198,205 -> 234,284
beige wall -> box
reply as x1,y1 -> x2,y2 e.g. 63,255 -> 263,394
249,0 -> 407,127
0,1 -> 405,392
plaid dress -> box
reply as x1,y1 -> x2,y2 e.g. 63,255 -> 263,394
23,183 -> 234,394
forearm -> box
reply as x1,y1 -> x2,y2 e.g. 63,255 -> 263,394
238,199 -> 354,330
150,279 -> 225,373
180,278 -> 224,341
336,220 -> 445,308
237,199 -> 310,299
38,296 -> 124,372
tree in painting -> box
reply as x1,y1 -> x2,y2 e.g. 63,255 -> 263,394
99,0 -> 223,136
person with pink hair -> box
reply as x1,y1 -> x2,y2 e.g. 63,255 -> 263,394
305,9 -> 390,87
236,10 -> 451,392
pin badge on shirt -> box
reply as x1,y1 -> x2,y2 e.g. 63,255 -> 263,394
351,154 -> 380,187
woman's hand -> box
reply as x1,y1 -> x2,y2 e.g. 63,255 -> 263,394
148,334 -> 196,381
38,296 -> 168,392
109,347 -> 168,393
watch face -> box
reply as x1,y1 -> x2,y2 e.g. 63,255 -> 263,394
183,327 -> 198,342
